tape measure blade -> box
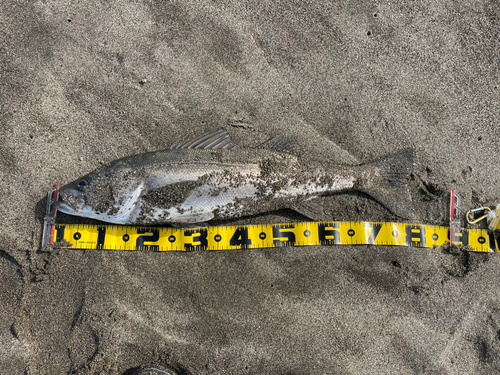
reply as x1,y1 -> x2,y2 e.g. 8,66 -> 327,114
46,221 -> 494,253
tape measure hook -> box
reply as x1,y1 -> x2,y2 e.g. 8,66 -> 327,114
41,183 -> 60,247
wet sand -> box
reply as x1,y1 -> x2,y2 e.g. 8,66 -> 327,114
2,1 -> 500,373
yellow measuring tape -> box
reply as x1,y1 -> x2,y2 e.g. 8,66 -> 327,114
51,221 -> 498,252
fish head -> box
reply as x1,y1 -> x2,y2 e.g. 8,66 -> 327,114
56,172 -> 101,219
55,165 -> 146,223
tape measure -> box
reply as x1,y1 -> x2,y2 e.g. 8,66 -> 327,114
48,221 -> 498,252
43,185 -> 498,252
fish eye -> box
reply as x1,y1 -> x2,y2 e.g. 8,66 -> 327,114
77,179 -> 88,189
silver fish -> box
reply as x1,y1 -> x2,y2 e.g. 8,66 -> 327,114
55,130 -> 415,224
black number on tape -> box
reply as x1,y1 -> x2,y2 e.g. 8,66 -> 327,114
97,227 -> 106,249
230,227 -> 252,248
487,231 -> 499,252
184,229 -> 208,251
56,226 -> 65,242
318,223 -> 340,245
272,224 -> 296,246
449,228 -> 469,247
136,229 -> 160,251
405,225 -> 426,247
365,223 -> 382,244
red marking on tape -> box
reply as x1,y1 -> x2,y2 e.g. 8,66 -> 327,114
450,189 -> 457,248
49,183 -> 60,245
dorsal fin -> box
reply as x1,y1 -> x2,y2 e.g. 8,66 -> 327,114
170,129 -> 235,150
261,135 -> 294,152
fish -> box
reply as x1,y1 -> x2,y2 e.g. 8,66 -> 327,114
55,129 -> 415,224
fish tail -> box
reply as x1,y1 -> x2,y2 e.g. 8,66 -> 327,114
357,148 -> 416,219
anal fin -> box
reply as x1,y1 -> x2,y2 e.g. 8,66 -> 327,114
261,135 -> 295,152
291,196 -> 324,221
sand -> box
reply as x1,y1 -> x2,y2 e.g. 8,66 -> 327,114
2,0 -> 500,374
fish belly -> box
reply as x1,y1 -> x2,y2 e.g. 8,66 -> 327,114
161,170 -> 354,224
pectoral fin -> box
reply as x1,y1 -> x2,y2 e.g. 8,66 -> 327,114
169,212 -> 215,224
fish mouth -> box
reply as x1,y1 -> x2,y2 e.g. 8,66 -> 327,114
54,196 -> 137,224
54,190 -> 90,217
54,182 -> 145,224
56,188 -> 87,212
54,199 -> 105,221
53,200 -> 76,214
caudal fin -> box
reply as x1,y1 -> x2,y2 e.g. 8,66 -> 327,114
358,148 -> 416,219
